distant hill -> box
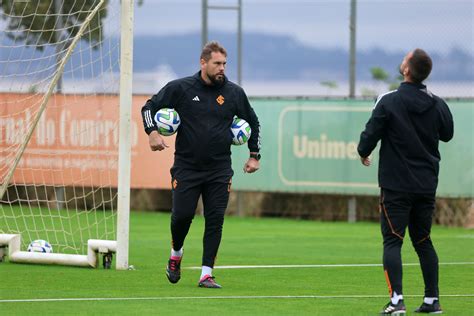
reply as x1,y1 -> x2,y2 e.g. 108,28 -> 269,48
1,31 -> 473,83
133,32 -> 473,83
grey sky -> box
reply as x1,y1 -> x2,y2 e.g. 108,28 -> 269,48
131,0 -> 473,54
0,0 -> 471,54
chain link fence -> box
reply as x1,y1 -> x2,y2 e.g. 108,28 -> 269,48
125,0 -> 474,98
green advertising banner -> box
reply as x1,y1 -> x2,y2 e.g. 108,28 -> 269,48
231,98 -> 474,198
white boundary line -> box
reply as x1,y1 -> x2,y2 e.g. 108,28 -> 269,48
2,294 -> 473,303
2,262 -> 472,304
186,262 -> 474,270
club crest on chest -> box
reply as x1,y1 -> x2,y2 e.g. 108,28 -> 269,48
216,95 -> 225,106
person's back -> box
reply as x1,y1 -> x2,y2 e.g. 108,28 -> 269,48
358,82 -> 453,193
357,48 -> 453,315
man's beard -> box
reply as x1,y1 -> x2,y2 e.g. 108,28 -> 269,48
208,72 -> 224,85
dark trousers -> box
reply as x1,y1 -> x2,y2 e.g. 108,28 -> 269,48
170,167 -> 233,268
380,188 -> 439,298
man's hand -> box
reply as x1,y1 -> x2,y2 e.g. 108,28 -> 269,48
243,158 -> 260,173
148,130 -> 169,151
360,156 -> 371,166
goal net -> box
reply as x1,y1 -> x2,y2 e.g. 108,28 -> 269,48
0,0 -> 132,269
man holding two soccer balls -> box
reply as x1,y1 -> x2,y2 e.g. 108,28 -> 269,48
141,41 -> 261,288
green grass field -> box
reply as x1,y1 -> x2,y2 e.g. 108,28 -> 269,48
1,211 -> 473,315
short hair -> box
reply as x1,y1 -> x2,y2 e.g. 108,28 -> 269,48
408,48 -> 432,83
200,41 -> 227,61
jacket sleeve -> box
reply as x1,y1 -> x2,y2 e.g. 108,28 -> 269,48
357,98 -> 388,158
437,99 -> 454,142
236,88 -> 261,153
141,81 -> 182,135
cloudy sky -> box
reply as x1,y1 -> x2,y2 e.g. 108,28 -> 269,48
2,0 -> 470,54
129,0 -> 474,54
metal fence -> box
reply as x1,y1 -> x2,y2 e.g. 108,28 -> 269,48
130,0 -> 473,98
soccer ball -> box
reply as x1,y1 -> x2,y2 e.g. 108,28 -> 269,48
230,117 -> 252,145
154,108 -> 180,136
27,239 -> 53,253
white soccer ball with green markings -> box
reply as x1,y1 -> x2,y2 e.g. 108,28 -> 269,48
154,108 -> 180,136
230,117 -> 252,145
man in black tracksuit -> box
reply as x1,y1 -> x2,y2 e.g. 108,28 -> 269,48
141,41 -> 261,288
358,49 -> 453,314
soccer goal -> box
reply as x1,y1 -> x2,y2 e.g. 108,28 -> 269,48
0,0 -> 133,270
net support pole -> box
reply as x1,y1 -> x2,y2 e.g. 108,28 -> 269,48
116,0 -> 134,270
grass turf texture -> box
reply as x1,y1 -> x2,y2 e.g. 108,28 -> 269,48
1,211 -> 473,315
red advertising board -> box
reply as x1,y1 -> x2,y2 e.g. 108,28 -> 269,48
0,93 -> 174,189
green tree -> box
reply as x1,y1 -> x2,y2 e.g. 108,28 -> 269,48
370,67 -> 390,83
320,80 -> 338,89
0,0 -> 109,51
388,74 -> 404,90
319,80 -> 338,95
367,67 -> 403,95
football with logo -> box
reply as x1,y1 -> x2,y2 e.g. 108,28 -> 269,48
230,117 -> 252,145
27,239 -> 53,253
154,108 -> 180,136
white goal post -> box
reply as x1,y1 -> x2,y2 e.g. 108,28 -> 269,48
0,0 -> 134,269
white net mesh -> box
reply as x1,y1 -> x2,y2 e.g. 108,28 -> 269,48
0,0 -> 121,255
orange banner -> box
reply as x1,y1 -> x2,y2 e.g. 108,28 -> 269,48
0,93 -> 174,189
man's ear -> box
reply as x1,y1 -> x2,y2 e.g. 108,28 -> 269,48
200,58 -> 206,67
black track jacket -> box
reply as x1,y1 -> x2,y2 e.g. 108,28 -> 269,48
141,71 -> 261,170
358,82 -> 454,194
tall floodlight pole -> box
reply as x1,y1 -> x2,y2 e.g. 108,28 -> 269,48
348,0 -> 358,220
54,0 -> 64,93
201,0 -> 242,85
237,0 -> 242,85
202,0 -> 208,49
349,0 -> 357,98
54,0 -> 66,211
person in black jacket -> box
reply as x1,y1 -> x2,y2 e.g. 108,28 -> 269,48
358,48 -> 453,314
141,41 -> 261,289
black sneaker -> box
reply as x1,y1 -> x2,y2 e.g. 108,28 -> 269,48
414,300 -> 443,314
198,275 -> 222,289
380,300 -> 406,315
165,256 -> 182,284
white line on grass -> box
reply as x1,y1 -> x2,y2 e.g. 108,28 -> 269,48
186,262 -> 474,270
1,294 -> 473,303
456,234 -> 474,239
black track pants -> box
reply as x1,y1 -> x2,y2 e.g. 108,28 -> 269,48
170,167 -> 233,268
380,188 -> 439,298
